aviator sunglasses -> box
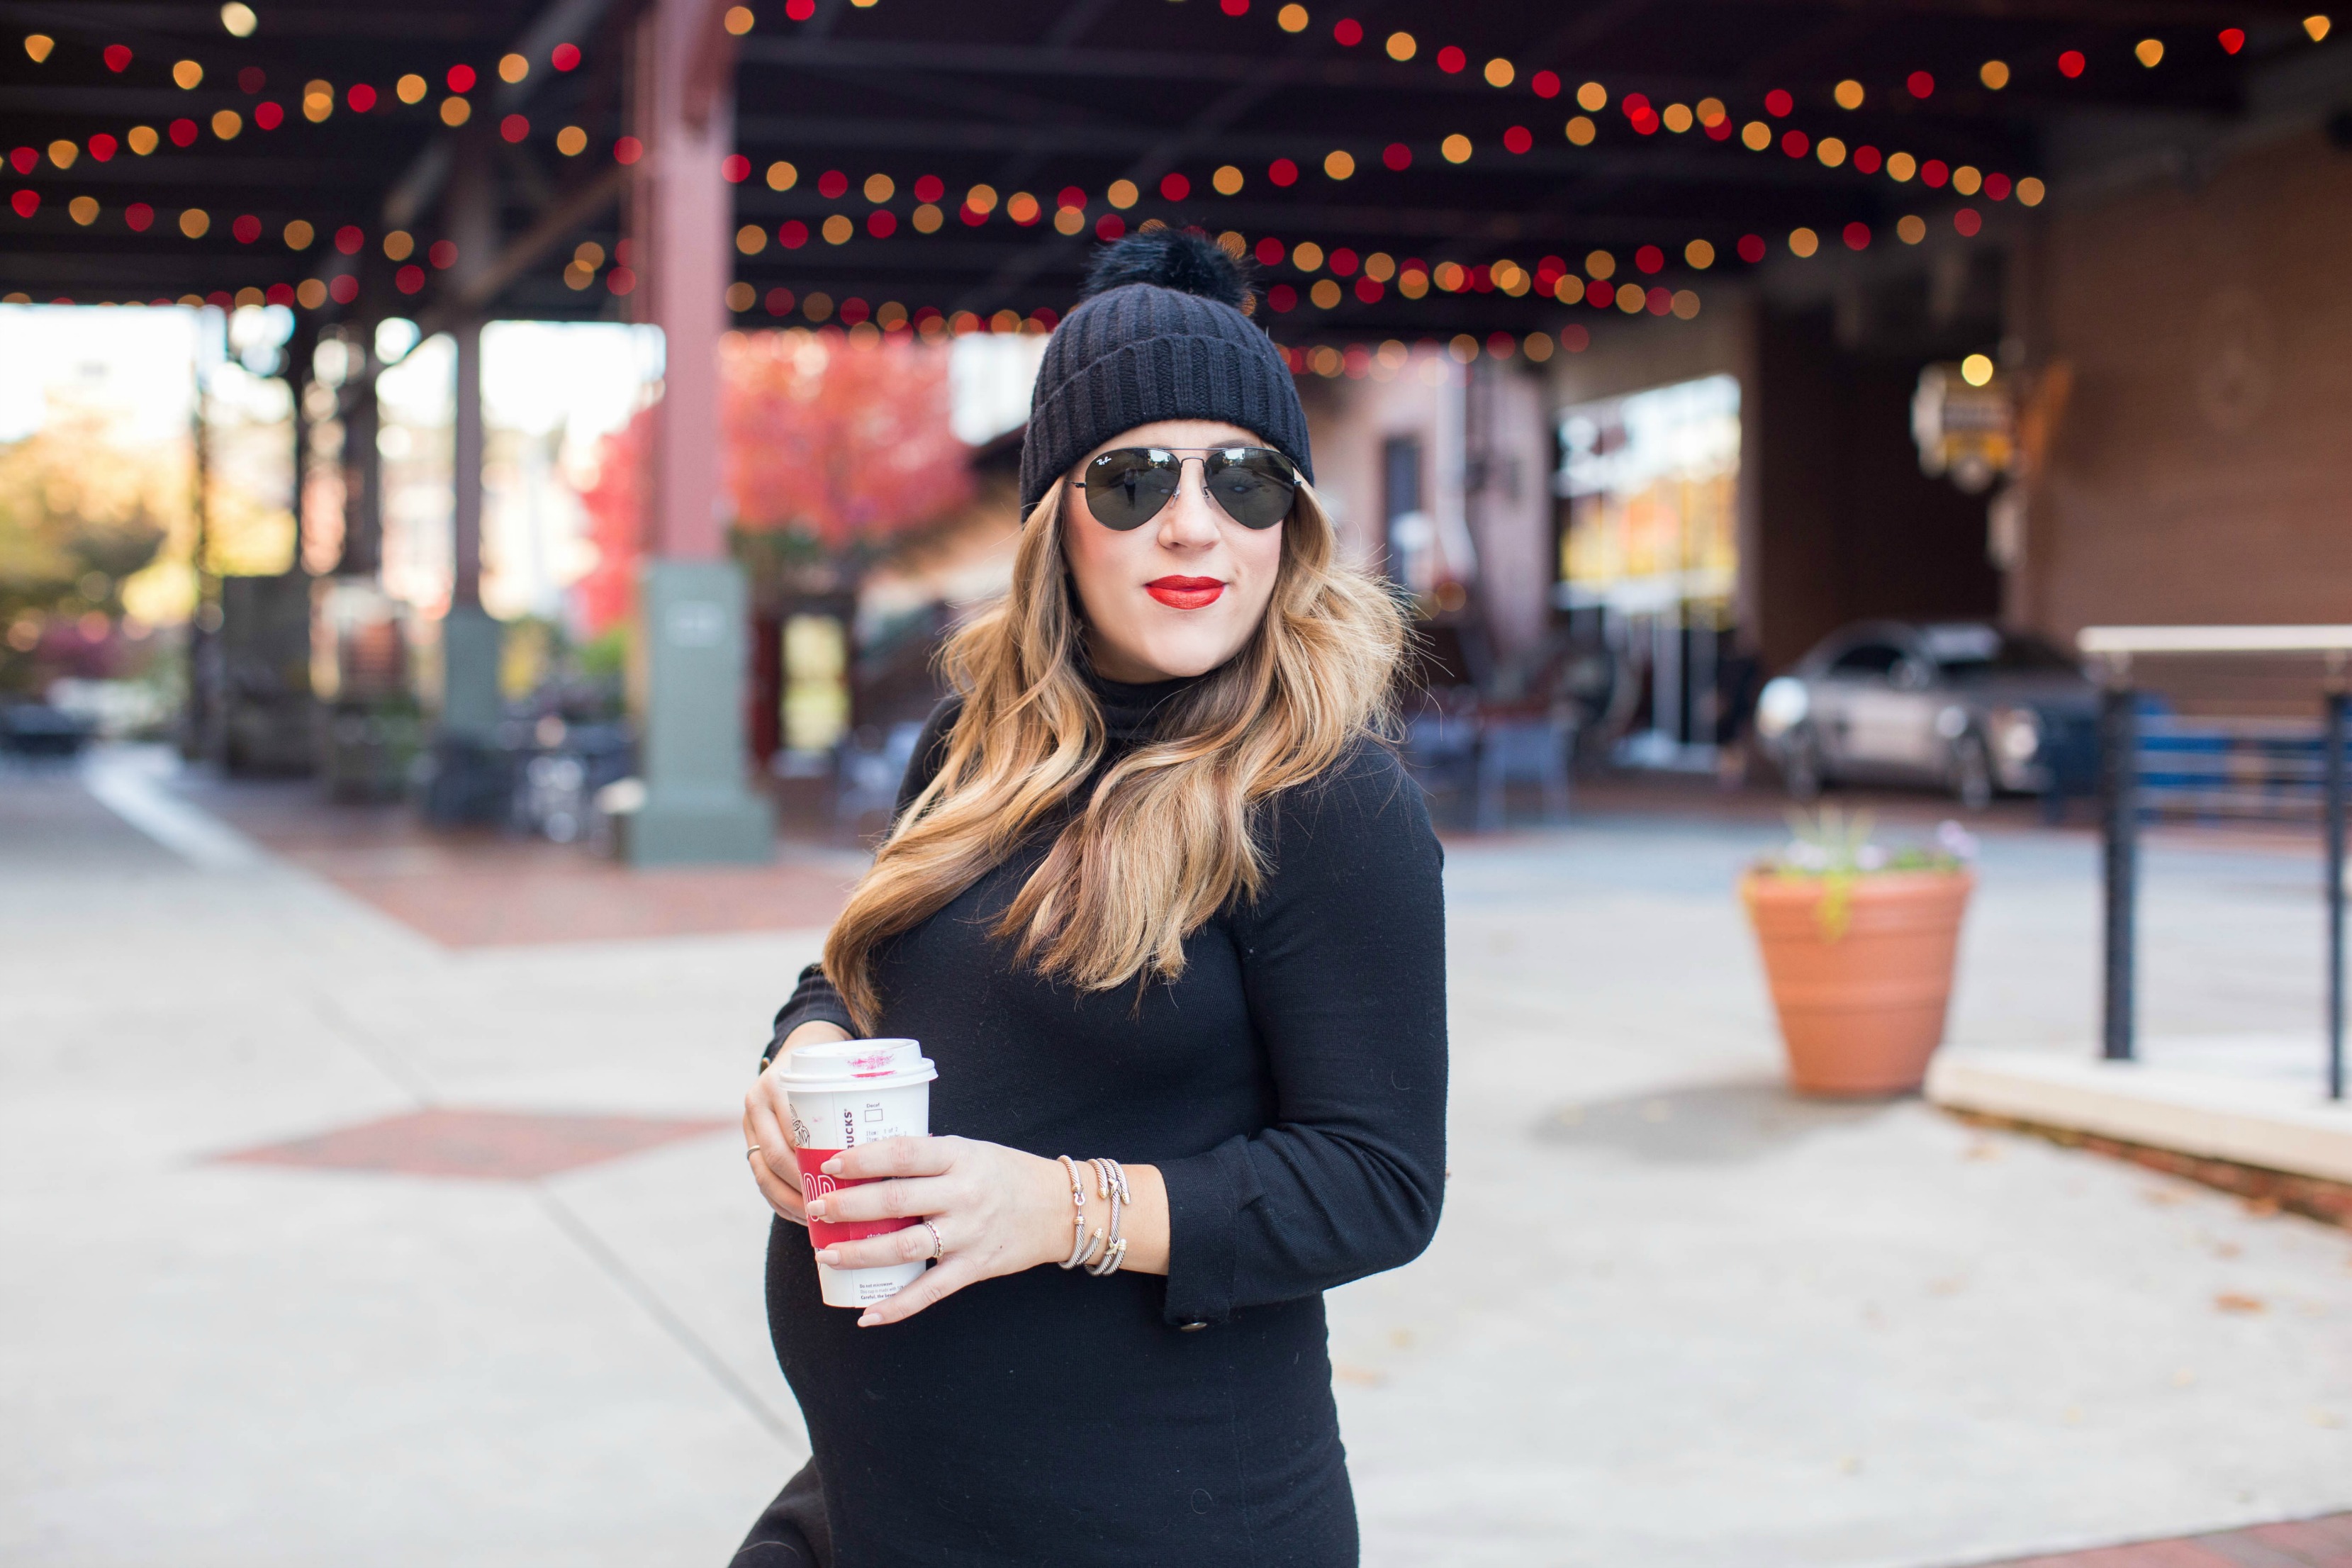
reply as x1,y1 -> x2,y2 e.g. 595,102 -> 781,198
1070,446 -> 1301,532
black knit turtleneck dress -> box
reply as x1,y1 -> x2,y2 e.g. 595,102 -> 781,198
745,671 -> 1448,1568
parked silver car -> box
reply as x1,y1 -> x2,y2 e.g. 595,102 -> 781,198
1752,622 -> 2099,809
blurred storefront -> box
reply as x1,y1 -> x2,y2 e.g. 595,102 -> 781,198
1556,374 -> 1742,768
1298,84 -> 2352,761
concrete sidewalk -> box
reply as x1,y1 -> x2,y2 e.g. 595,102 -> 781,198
1359,819 -> 2349,1567
2,757 -> 2346,1567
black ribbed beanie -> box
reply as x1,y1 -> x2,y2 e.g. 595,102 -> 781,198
1019,228 -> 1312,519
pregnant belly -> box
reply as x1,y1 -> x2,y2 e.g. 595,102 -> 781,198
762,1226 -> 1353,1566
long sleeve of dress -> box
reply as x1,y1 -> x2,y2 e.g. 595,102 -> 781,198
1155,744 -> 1450,1326
762,698 -> 965,1068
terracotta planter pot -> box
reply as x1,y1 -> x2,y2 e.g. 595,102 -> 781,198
1740,869 -> 1974,1097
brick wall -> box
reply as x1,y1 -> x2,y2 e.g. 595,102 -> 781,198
2015,130 -> 2352,646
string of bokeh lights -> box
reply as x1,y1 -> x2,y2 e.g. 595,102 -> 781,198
11,0 -> 2336,237
5,147 -> 2010,342
1214,3 -> 2334,112
729,308 -> 1601,381
4,128 -> 2006,332
1174,0 -> 2345,284
738,0 -> 2332,250
16,0 -> 2309,266
0,213 -> 1710,354
0,197 -> 1691,376
2,120 -> 2020,320
10,28 -> 603,160
5,25 -> 629,303
717,146 -> 2026,300
15,0 -> 2179,310
18,0 -> 2290,325
705,0 -> 2149,303
6,27 -> 610,274
751,0 -> 2334,89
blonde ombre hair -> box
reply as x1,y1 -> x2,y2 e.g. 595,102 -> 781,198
820,478 -> 1406,1029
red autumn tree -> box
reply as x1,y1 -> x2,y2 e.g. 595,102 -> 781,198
575,408 -> 646,636
720,331 -> 972,552
575,332 -> 972,634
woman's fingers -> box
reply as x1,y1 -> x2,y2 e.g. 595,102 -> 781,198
744,1092 -> 800,1192
756,1170 -> 808,1223
749,1152 -> 808,1222
741,1104 -> 808,1223
856,1255 -> 981,1327
808,1173 -> 948,1226
823,1135 -> 955,1182
815,1218 -> 940,1272
756,1070 -> 799,1137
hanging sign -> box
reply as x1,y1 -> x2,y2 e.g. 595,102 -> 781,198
1912,360 -> 2014,493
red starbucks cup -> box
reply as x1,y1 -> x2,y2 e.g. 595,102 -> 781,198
775,1036 -> 939,1308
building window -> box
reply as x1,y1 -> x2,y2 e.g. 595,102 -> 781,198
1382,435 -> 1431,591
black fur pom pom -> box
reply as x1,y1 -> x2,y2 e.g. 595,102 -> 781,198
1082,226 -> 1251,308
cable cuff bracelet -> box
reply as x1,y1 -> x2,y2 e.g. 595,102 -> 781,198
1056,1154 -> 1102,1270
1087,1157 -> 1131,1277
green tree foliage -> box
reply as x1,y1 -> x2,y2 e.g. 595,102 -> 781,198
0,416 -> 170,689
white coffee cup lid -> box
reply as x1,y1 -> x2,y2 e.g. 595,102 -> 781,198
777,1036 -> 936,1090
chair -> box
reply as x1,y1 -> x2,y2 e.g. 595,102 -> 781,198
834,722 -> 926,827
1474,710 -> 1577,831
1402,705 -> 1481,823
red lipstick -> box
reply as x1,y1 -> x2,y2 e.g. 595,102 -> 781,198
1145,576 -> 1225,610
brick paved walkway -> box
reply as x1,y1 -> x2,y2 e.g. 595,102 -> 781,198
1988,1513 -> 2352,1566
217,1109 -> 732,1180
180,775 -> 863,946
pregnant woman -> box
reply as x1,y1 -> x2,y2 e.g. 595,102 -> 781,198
737,229 -> 1449,1568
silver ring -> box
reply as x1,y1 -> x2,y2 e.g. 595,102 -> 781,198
745,1145 -> 761,1163
920,1219 -> 944,1261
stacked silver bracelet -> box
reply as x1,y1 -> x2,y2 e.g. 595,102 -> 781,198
1055,1153 -> 1129,1275
1087,1158 -> 1130,1276
1057,1155 -> 1099,1270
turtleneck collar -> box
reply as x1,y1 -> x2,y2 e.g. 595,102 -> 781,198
1081,656 -> 1205,743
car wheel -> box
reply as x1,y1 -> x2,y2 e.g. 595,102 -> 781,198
1949,732 -> 1993,812
1781,729 -> 1825,802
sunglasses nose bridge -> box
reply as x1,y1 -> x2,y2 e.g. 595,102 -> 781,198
1158,457 -> 1227,537
1139,453 -> 1214,513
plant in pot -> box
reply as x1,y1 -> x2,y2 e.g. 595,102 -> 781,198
1740,810 -> 1977,1097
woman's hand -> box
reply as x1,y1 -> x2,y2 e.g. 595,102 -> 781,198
743,1021 -> 851,1223
806,1136 -> 1072,1327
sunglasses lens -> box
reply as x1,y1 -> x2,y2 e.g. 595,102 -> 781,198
1082,449 -> 1179,530
1205,449 -> 1297,529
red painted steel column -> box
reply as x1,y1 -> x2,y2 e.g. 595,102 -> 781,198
632,0 -> 737,562
617,0 -> 773,864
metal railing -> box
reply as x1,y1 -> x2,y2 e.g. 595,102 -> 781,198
2137,715 -> 2346,822
2080,625 -> 2348,1101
